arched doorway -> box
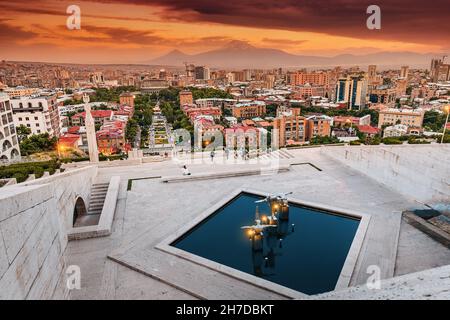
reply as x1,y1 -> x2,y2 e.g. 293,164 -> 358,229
2,140 -> 12,152
10,148 -> 20,159
73,197 -> 87,226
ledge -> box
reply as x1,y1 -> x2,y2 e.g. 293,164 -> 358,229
155,188 -> 370,299
403,211 -> 450,248
161,166 -> 290,183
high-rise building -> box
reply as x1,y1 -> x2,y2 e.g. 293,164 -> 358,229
400,66 -> 409,79
367,65 -> 383,87
203,67 -> 211,81
0,92 -> 21,161
193,66 -> 210,80
159,69 -> 167,80
368,65 -> 377,82
185,64 -> 195,78
335,75 -> 368,110
243,69 -> 252,81
195,66 -> 205,80
231,71 -> 245,83
11,94 -> 61,137
430,58 -> 450,82
264,74 -> 276,89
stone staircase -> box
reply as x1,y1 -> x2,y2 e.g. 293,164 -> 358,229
258,149 -> 295,160
88,182 -> 109,215
73,182 -> 110,228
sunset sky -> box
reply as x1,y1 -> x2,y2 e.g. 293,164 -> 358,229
0,0 -> 449,64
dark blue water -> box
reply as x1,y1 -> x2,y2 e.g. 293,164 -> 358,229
172,193 -> 360,295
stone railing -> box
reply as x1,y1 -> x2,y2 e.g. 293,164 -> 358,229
0,166 -> 98,299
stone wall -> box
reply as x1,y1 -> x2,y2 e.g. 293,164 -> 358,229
321,145 -> 450,203
23,166 -> 98,234
0,166 -> 97,299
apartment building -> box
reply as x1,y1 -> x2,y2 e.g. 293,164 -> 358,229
378,108 -> 425,129
3,86 -> 39,98
272,108 -> 307,147
292,84 -> 326,99
119,92 -> 135,109
179,90 -> 194,105
289,71 -> 330,86
71,110 -> 113,127
369,85 -> 397,107
0,93 -> 20,160
306,115 -> 332,140
232,101 -> 266,119
10,93 -> 61,137
430,58 -> 450,82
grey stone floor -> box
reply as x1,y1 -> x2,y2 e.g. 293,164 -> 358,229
63,148 -> 450,300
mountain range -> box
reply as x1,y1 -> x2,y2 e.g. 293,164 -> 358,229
148,40 -> 438,69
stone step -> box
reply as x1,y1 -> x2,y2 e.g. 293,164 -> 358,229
91,191 -> 108,196
89,198 -> 105,203
89,204 -> 105,210
91,186 -> 109,191
91,190 -> 108,195
89,201 -> 105,207
93,183 -> 109,187
91,191 -> 107,195
90,192 -> 107,198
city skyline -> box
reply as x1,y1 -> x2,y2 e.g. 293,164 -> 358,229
1,0 -> 449,64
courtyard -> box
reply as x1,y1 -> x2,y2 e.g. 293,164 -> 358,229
61,147 -> 450,300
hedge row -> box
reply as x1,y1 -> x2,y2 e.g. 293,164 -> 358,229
61,154 -> 127,164
0,160 -> 61,183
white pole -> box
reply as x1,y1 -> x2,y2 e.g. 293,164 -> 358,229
441,107 -> 450,144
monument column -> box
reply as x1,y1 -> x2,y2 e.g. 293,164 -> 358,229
83,94 -> 99,163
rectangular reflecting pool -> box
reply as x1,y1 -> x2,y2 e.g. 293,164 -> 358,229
171,192 -> 361,295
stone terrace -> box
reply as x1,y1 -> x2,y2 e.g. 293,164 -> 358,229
58,145 -> 450,300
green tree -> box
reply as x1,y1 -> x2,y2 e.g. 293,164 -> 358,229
423,110 -> 446,132
309,135 -> 340,145
19,133 -> 58,156
125,119 -> 139,143
16,125 -> 31,142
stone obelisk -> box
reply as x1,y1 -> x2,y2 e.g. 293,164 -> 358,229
83,94 -> 99,163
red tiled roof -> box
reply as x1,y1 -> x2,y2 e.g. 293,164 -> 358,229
72,110 -> 113,119
96,130 -> 123,139
58,134 -> 81,147
68,126 -> 80,134
334,116 -> 360,124
357,125 -> 379,135
225,125 -> 260,134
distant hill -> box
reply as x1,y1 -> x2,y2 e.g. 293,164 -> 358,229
148,40 -> 437,69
